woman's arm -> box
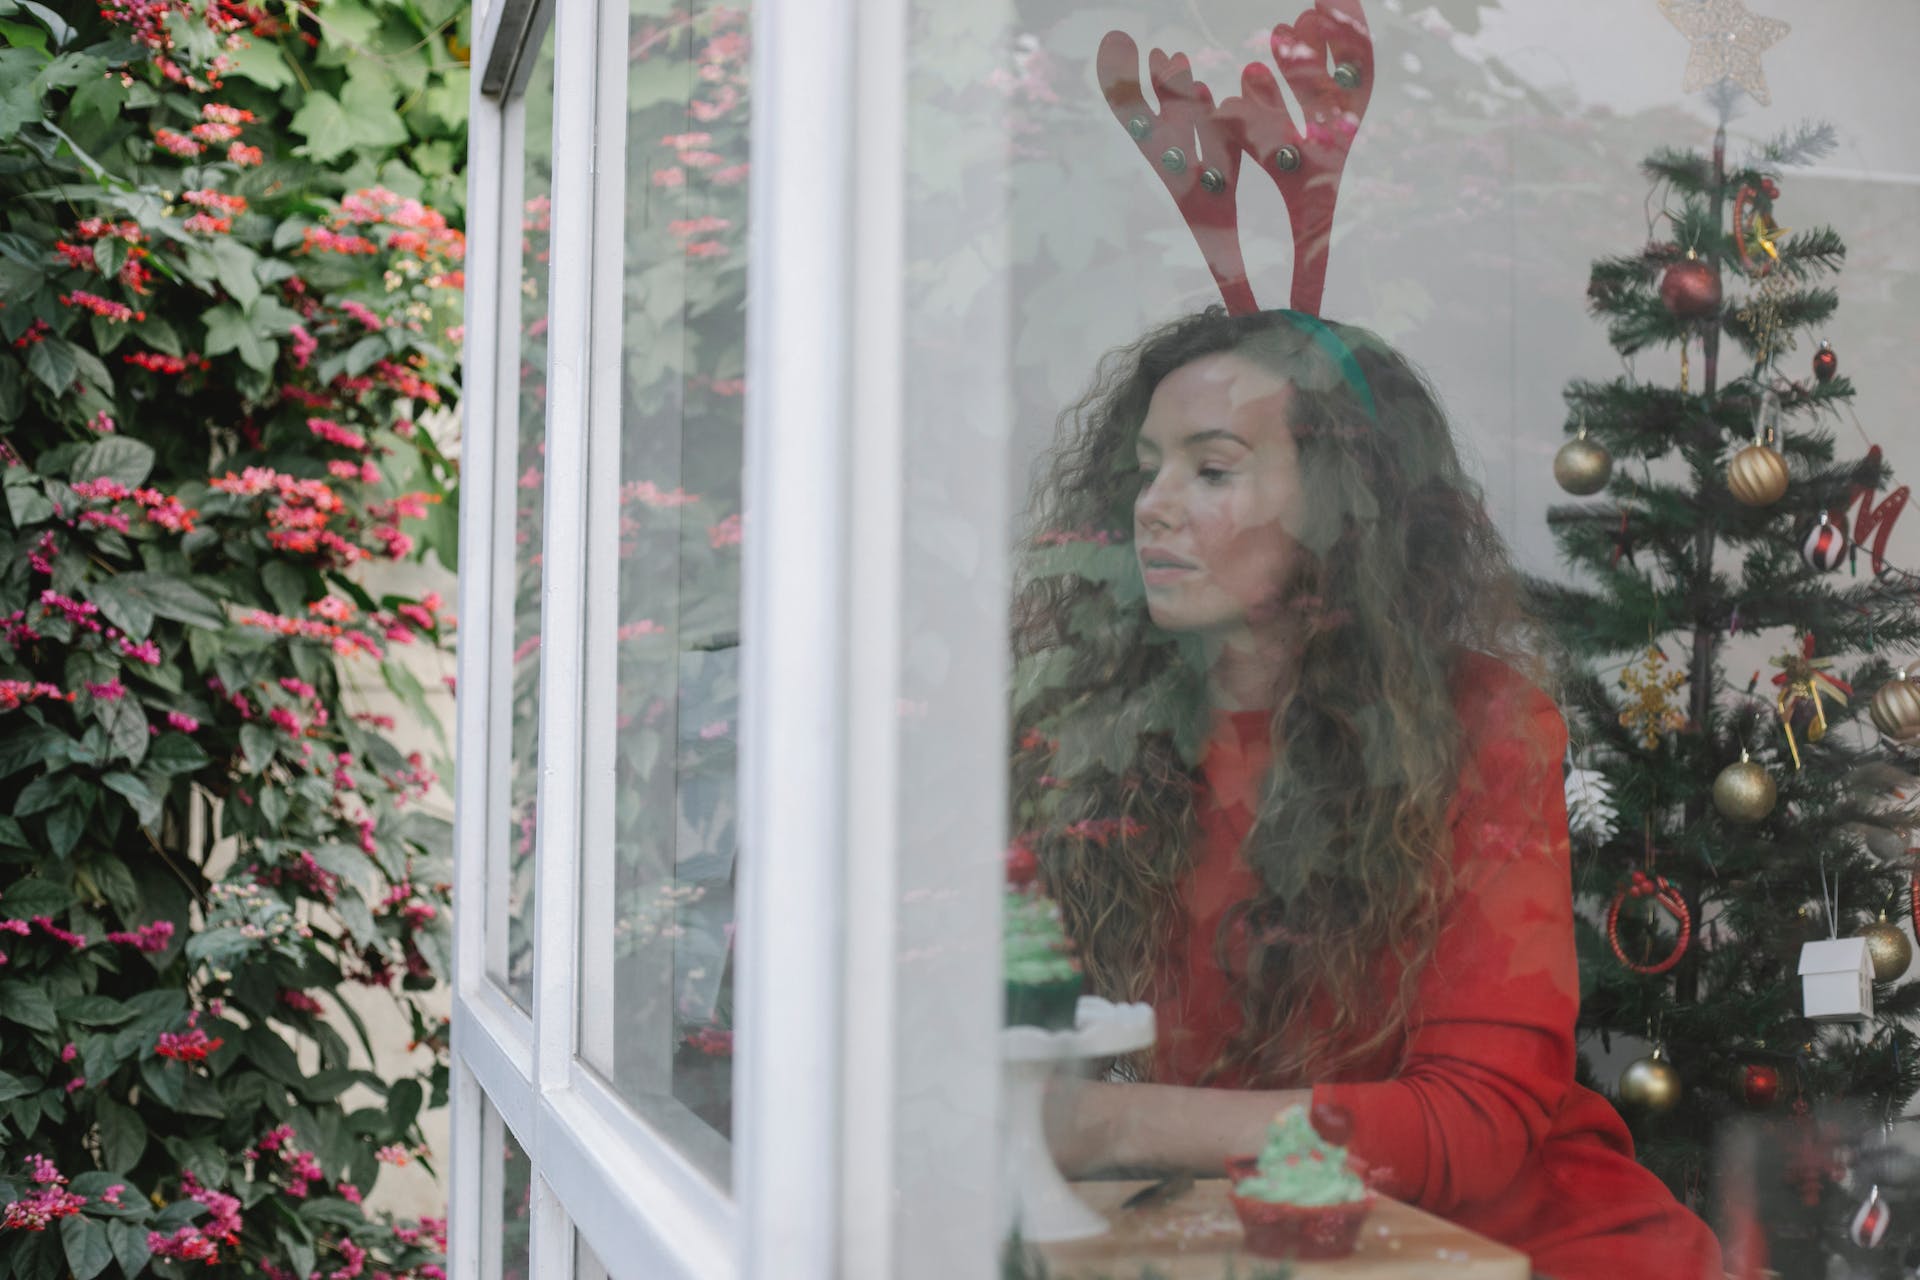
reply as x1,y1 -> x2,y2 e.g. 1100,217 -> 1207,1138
1045,1077 -> 1310,1177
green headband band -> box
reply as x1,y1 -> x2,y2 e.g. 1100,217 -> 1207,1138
1276,310 -> 1378,424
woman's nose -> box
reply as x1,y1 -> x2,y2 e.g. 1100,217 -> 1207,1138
1136,472 -> 1180,531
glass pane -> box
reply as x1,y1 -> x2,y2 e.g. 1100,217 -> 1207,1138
494,19 -> 558,1008
576,0 -> 747,1186
480,1095 -> 533,1280
891,1 -> 1918,1277
575,1232 -> 611,1280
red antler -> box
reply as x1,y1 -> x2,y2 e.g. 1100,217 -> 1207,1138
1096,33 -> 1253,314
1097,0 -> 1374,316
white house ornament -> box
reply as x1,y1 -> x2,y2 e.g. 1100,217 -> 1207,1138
1798,935 -> 1873,1022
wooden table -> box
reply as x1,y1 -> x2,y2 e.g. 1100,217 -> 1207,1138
1034,1179 -> 1532,1279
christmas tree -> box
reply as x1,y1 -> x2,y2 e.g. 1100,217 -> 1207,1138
1530,99 -> 1920,1277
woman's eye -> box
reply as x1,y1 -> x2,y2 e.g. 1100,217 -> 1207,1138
1198,466 -> 1231,485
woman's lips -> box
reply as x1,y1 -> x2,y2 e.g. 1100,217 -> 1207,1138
1141,563 -> 1197,586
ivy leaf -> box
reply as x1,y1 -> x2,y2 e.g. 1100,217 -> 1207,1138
289,89 -> 355,163
59,1212 -> 113,1280
202,303 -> 276,373
66,70 -> 124,128
224,35 -> 291,88
201,237 -> 261,310
74,436 -> 155,488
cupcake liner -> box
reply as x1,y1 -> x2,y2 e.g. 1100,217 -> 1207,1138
1225,1156 -> 1375,1260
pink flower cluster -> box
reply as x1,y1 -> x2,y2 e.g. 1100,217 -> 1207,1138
155,1024 -> 224,1062
124,350 -> 209,374
60,290 -> 144,323
69,477 -> 200,533
1,1156 -> 86,1231
106,919 -> 176,952
0,680 -> 71,711
154,126 -> 203,157
308,416 -> 369,450
373,358 -> 442,404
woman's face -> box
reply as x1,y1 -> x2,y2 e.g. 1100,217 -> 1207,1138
1133,352 -> 1305,639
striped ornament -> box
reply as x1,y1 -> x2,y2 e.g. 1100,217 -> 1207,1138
1801,514 -> 1848,573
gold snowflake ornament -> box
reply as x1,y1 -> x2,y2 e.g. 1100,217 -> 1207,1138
1658,0 -> 1791,107
1620,644 -> 1688,749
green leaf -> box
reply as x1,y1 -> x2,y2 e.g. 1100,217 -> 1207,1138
161,1135 -> 227,1190
148,732 -> 209,776
0,981 -> 59,1032
66,70 -> 124,128
102,771 -> 160,827
6,478 -> 53,526
202,237 -> 261,309
18,1 -> 72,47
44,795 -> 85,857
108,572 -> 226,629
107,1219 -> 151,1276
241,723 -> 277,768
34,48 -> 96,95
59,1212 -> 112,1280
84,576 -> 154,638
202,303 -> 275,373
0,1068 -> 33,1101
64,995 -> 135,1026
262,558 -> 309,615
26,336 -> 76,394
15,770 -> 80,816
289,89 -> 355,163
97,695 -> 149,767
138,1058 -> 182,1109
73,436 -> 155,488
386,1077 -> 423,1130
0,815 -> 28,847
224,34 -> 291,87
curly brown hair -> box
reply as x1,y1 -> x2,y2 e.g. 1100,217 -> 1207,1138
1010,307 -> 1549,1086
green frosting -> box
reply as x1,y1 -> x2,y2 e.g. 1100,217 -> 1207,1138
1004,889 -> 1080,985
1233,1105 -> 1367,1207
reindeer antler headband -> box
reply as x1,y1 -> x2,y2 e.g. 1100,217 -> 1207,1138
1097,0 -> 1378,416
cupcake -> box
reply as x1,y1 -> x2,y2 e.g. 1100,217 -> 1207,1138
1002,843 -> 1083,1029
1226,1103 -> 1375,1260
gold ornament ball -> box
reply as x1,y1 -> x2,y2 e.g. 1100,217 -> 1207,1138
1712,756 -> 1776,824
1857,912 -> 1913,983
1619,1047 -> 1682,1114
1727,444 -> 1789,507
1870,670 -> 1920,743
1553,436 -> 1614,496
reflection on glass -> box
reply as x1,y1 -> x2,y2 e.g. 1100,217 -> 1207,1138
577,0 -> 748,1183
498,23 -> 557,1008
995,5 -> 1728,1277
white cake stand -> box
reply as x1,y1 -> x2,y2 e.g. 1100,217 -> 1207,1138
1000,996 -> 1157,1243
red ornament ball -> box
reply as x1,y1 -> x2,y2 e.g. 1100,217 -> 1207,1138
1734,1063 -> 1780,1109
1660,257 -> 1721,318
1309,1102 -> 1354,1146
1004,840 -> 1039,888
1813,339 -> 1838,384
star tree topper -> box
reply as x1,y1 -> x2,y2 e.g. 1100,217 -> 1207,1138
1658,0 -> 1791,107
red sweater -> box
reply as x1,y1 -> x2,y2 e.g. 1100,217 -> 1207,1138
1150,652 -> 1723,1280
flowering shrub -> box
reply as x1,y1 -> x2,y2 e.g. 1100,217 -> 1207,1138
0,0 -> 466,1275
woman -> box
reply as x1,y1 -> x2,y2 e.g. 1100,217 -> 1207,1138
1010,308 -> 1722,1279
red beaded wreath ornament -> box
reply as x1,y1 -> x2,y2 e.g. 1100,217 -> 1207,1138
1608,869 -> 1693,975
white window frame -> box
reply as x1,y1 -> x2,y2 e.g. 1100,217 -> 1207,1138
451,0 -> 1007,1277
